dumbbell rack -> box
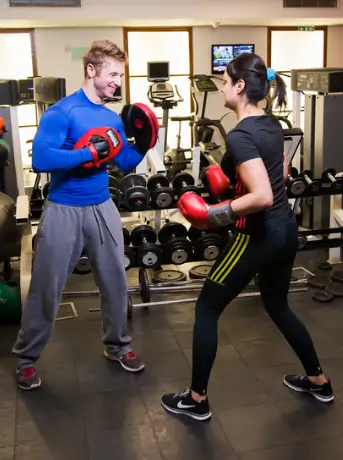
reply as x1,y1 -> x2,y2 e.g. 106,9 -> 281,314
122,223 -> 230,271
65,167 -> 343,317
287,168 -> 343,252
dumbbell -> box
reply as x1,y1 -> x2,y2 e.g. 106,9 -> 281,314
42,182 -> 50,199
74,250 -> 92,275
108,174 -> 122,208
297,234 -> 307,250
321,168 -> 343,192
172,172 -> 199,197
119,174 -> 150,211
158,222 -> 193,265
147,174 -> 174,209
188,226 -> 224,261
122,227 -> 135,270
298,170 -> 321,195
286,167 -> 307,196
130,224 -> 162,268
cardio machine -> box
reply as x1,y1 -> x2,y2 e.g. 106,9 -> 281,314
146,61 -> 193,179
189,74 -> 228,167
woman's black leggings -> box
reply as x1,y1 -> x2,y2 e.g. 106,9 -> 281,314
191,209 -> 323,396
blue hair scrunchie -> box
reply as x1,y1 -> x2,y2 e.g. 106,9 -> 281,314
266,68 -> 276,82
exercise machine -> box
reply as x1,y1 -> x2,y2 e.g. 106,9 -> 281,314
291,67 -> 343,230
0,77 -> 67,308
146,61 -> 184,155
146,61 -> 201,183
189,74 -> 228,167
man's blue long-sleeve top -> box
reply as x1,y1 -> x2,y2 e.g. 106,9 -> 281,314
32,88 -> 144,206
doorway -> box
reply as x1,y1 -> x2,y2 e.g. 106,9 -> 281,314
123,28 -> 193,150
268,26 -> 327,129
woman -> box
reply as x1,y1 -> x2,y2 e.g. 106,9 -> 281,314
161,53 -> 334,421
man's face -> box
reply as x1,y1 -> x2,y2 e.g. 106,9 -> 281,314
88,57 -> 124,99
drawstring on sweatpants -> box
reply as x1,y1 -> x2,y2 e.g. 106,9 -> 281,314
92,205 -> 105,245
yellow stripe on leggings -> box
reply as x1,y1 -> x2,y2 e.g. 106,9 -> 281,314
209,233 -> 245,282
216,234 -> 250,284
211,234 -> 248,283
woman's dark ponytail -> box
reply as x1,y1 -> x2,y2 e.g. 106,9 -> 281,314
270,72 -> 287,110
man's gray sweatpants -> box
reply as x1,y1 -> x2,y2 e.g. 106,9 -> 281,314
13,198 -> 132,368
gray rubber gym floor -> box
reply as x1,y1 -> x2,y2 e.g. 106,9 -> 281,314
1,250 -> 343,460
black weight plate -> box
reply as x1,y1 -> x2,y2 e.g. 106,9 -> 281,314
179,185 -> 199,197
297,234 -> 307,250
120,173 -> 147,192
313,290 -> 334,303
307,276 -> 331,289
189,264 -> 212,279
108,174 -> 121,190
325,282 -> 343,298
172,172 -> 194,193
147,173 -> 170,191
131,224 -> 157,246
188,225 -> 204,243
203,244 -> 220,261
109,187 -> 122,207
32,233 -> 36,250
289,179 -> 306,196
168,239 -> 193,265
158,222 -> 188,244
151,270 -> 187,283
123,246 -> 135,271
74,256 -> 92,275
127,296 -> 133,320
122,227 -> 130,245
152,188 -> 174,209
331,270 -> 343,284
42,182 -> 50,198
137,243 -> 162,268
123,186 -> 150,211
138,267 -> 150,302
317,262 -> 333,271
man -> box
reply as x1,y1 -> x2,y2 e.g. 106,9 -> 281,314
13,39 -> 150,390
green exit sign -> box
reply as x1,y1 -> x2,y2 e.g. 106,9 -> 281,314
298,26 -> 315,31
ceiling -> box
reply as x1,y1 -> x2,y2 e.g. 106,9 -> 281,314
1,0 -> 343,29
1,17 -> 343,28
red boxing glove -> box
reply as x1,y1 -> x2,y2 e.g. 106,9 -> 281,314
202,165 -> 231,198
73,127 -> 123,168
178,192 -> 236,230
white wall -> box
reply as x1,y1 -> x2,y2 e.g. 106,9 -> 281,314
327,26 -> 343,67
34,27 -> 125,110
192,26 -> 267,141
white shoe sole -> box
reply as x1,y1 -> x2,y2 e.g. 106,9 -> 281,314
104,351 -> 145,373
161,401 -> 212,421
283,377 -> 334,403
17,378 -> 42,391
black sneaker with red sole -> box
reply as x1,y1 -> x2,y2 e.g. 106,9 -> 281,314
16,367 -> 41,390
283,374 -> 334,403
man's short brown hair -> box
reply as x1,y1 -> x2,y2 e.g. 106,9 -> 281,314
82,40 -> 127,78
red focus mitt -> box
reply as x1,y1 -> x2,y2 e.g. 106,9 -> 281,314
121,103 -> 159,154
202,165 -> 231,198
73,127 -> 123,168
178,192 -> 236,230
